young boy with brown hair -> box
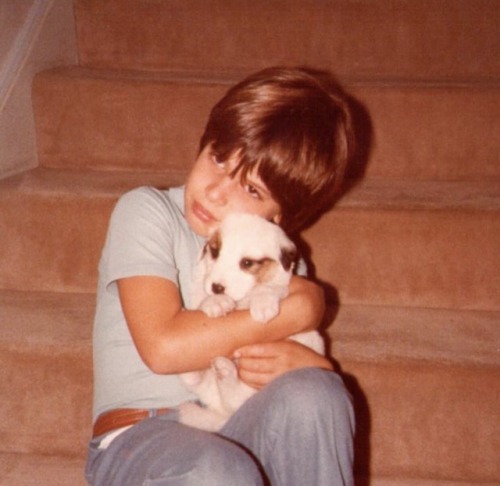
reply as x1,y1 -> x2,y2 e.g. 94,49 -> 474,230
85,67 -> 357,485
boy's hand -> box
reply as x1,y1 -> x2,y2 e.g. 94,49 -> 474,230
234,340 -> 333,390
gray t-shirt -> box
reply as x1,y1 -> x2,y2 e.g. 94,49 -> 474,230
92,186 -> 204,421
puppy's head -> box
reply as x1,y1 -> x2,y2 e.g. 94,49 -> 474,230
200,213 -> 297,302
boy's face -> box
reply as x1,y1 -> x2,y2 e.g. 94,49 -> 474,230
185,145 -> 282,236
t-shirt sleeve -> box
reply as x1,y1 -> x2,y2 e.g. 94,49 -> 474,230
100,187 -> 180,292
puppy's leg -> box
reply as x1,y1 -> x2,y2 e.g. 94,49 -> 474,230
179,370 -> 205,388
212,357 -> 256,413
243,285 -> 289,323
212,357 -> 239,383
178,402 -> 229,432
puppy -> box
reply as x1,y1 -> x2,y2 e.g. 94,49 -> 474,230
179,213 -> 324,431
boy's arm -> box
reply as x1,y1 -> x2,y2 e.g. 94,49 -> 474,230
118,274 -> 324,375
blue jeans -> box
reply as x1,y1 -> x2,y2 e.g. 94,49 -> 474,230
85,368 -> 355,485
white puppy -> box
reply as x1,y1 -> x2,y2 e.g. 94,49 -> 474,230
179,213 -> 324,431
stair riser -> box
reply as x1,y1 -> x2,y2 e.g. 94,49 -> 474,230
74,0 -> 499,80
0,347 -> 92,458
32,72 -> 218,174
0,453 -> 87,486
1,191 -> 498,310
303,208 -> 500,311
343,361 -> 500,482
0,193 -> 112,294
33,69 -> 500,182
351,86 -> 500,181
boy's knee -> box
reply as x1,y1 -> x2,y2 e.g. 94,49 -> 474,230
264,368 -> 354,424
181,440 -> 263,485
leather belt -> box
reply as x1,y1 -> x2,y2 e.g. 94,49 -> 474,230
93,408 -> 173,438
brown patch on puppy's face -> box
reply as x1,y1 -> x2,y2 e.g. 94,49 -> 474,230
239,257 -> 279,284
204,230 -> 221,260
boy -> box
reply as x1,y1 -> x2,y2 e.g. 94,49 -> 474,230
85,67 -> 356,485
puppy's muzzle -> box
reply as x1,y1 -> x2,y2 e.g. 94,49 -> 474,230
211,283 -> 225,295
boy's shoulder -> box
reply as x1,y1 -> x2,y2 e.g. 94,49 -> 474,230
110,186 -> 187,233
116,185 -> 185,214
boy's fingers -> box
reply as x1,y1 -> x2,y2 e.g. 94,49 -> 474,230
237,360 -> 278,389
234,341 -> 288,359
234,344 -> 266,359
237,356 -> 275,374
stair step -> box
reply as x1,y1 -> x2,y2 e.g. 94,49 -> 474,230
0,452 -> 86,486
1,168 -> 498,309
33,67 -> 500,181
0,167 -> 184,294
303,180 -> 500,310
0,290 -> 93,457
333,307 -> 500,482
74,0 -> 499,80
1,289 -> 498,480
346,362 -> 499,482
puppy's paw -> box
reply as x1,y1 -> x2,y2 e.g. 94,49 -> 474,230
178,401 -> 228,432
212,357 -> 238,381
249,294 -> 280,323
179,370 -> 205,388
199,294 -> 236,317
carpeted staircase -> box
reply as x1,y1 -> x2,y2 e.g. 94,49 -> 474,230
1,1 -> 499,484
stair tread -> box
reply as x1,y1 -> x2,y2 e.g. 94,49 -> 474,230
1,289 -> 498,368
2,166 -> 499,212
0,166 -> 186,198
37,64 -> 500,88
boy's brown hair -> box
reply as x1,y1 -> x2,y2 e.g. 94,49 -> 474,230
199,67 -> 357,234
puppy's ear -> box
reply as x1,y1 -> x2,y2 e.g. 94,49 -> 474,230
280,244 -> 297,272
205,229 -> 221,259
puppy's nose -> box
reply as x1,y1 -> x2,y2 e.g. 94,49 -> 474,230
212,283 -> 225,295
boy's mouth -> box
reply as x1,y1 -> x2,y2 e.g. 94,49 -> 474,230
192,201 -> 217,224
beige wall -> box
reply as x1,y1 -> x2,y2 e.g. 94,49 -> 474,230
0,0 -> 78,179
0,1 -> 33,65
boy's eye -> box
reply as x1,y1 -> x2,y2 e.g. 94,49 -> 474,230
244,183 -> 261,199
212,154 -> 226,169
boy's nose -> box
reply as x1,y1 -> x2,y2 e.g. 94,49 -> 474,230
205,176 -> 235,205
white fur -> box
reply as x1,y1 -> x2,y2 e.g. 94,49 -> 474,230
179,213 -> 324,431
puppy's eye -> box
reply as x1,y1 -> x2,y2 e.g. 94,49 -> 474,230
240,258 -> 255,270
